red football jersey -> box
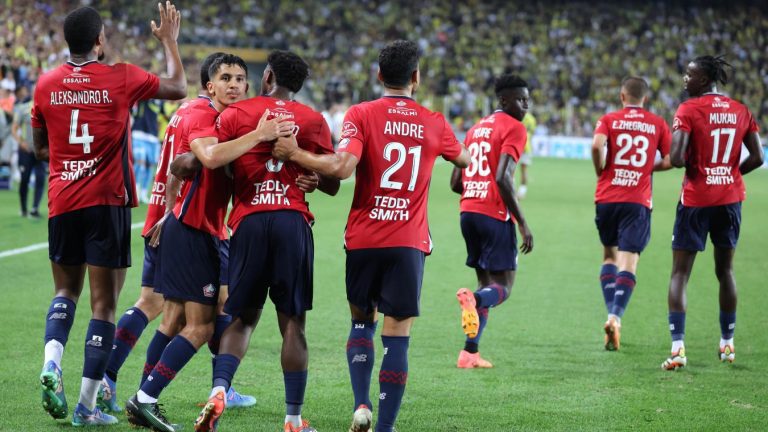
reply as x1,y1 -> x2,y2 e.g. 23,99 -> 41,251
459,110 -> 527,221
218,96 -> 334,233
673,94 -> 759,207
31,60 -> 159,217
142,97 -> 211,236
338,96 -> 463,253
171,100 -> 232,239
594,106 -> 671,208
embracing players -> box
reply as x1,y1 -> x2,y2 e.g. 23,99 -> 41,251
591,76 -> 671,351
662,56 -> 763,370
31,3 -> 186,426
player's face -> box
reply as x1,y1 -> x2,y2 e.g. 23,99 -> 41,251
504,87 -> 529,121
683,62 -> 705,97
209,64 -> 248,107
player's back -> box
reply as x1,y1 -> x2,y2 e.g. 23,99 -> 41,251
220,96 -> 333,232
674,94 -> 758,206
32,61 -> 159,217
339,96 -> 462,253
595,107 -> 671,207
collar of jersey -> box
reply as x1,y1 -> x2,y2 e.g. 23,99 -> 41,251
383,95 -> 414,101
66,60 -> 98,67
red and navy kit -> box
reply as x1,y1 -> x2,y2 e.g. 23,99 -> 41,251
219,96 -> 334,232
142,97 -> 211,237
31,60 -> 160,217
338,96 -> 463,253
594,106 -> 671,208
459,110 -> 527,221
672,93 -> 759,207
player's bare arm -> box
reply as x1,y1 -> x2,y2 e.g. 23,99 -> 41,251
151,1 -> 186,100
450,167 -> 463,194
653,154 -> 673,171
273,134 -> 359,180
450,146 -> 471,168
669,130 -> 690,168
169,151 -> 202,179
496,153 -> 533,254
739,132 -> 764,175
32,127 -> 49,161
591,133 -> 608,176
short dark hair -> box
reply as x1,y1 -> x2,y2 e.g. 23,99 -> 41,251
494,74 -> 528,96
267,50 -> 309,93
378,40 -> 420,88
207,54 -> 248,82
621,76 -> 649,102
200,52 -> 226,88
693,55 -> 732,86
63,7 -> 103,55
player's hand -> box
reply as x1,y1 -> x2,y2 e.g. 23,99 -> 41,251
254,109 -> 295,142
518,223 -> 533,254
151,1 -> 181,43
146,213 -> 169,247
272,134 -> 299,161
296,172 -> 319,193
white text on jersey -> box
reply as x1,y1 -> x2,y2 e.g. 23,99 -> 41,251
384,121 -> 424,139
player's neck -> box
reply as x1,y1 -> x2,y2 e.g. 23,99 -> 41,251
266,88 -> 294,101
69,53 -> 99,65
383,86 -> 413,98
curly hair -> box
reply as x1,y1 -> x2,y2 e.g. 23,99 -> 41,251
267,50 -> 310,93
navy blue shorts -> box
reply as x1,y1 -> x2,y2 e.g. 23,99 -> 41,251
225,211 -> 314,317
346,247 -> 425,317
48,205 -> 131,268
595,202 -> 651,253
460,212 -> 518,272
141,236 -> 158,287
672,202 -> 741,251
219,239 -> 230,286
155,213 -> 221,305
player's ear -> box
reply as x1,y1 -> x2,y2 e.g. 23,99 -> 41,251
376,68 -> 384,84
245,81 -> 250,95
412,68 -> 420,87
642,95 -> 648,106
206,80 -> 214,96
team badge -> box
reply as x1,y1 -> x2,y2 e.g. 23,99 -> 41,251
342,121 -> 358,138
202,284 -> 216,298
673,117 -> 683,130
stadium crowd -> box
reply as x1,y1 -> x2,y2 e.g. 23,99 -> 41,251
1,0 -> 767,137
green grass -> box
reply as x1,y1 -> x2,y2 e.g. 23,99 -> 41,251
1,157 -> 767,431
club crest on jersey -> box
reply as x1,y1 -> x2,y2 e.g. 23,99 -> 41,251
712,97 -> 730,109
625,109 -> 644,119
275,100 -> 286,106
342,121 -> 358,138
202,284 -> 216,298
673,117 -> 683,130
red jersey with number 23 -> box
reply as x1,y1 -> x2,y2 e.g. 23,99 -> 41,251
218,96 -> 334,233
338,96 -> 463,253
31,60 -> 159,217
673,94 -> 759,207
594,107 -> 671,208
460,110 -> 527,221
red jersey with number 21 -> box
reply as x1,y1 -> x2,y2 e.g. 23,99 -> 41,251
673,94 -> 759,207
31,60 -> 159,217
338,96 -> 463,253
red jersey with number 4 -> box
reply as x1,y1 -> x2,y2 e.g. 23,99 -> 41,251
460,110 -> 527,221
142,97 -> 211,236
31,60 -> 159,217
171,101 -> 232,239
338,96 -> 463,253
594,107 -> 671,208
673,94 -> 759,207
218,96 -> 334,233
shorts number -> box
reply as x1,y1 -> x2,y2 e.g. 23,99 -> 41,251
380,141 -> 421,191
465,141 -> 491,177
614,133 -> 649,167
710,128 -> 736,164
69,109 -> 95,154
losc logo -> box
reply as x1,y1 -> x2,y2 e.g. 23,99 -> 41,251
203,284 -> 216,298
672,117 -> 683,130
396,101 -> 407,107
342,121 -> 358,138
275,100 -> 286,106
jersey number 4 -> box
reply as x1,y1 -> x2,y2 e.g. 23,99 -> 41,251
614,133 -> 649,168
381,142 -> 422,191
69,109 -> 95,154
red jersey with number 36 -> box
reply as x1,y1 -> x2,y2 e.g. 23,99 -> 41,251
218,96 -> 334,233
338,96 -> 463,253
460,110 -> 527,221
673,94 -> 759,207
594,107 -> 671,208
142,97 -> 211,236
31,60 -> 159,217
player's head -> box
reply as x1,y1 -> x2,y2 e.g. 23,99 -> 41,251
63,7 -> 105,61
377,40 -> 420,92
200,52 -> 226,91
495,74 -> 529,121
684,55 -> 732,97
620,76 -> 649,107
206,54 -> 249,108
262,50 -> 310,95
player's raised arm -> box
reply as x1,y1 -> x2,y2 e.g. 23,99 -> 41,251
151,1 -> 186,100
450,145 -> 470,168
740,132 -> 764,175
591,133 -> 608,176
496,153 -> 533,253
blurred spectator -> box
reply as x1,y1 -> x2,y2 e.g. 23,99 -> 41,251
131,100 -> 164,203
13,84 -> 46,217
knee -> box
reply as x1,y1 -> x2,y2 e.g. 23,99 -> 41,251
135,295 -> 164,320
184,322 -> 215,347
715,266 -> 733,282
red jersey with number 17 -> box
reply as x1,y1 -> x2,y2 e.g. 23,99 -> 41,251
673,94 -> 759,207
31,60 -> 160,217
338,96 -> 463,253
594,107 -> 671,208
218,96 -> 334,233
460,110 -> 527,221
142,97 -> 211,236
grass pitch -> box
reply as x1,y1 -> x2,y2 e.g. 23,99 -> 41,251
1,157 -> 766,431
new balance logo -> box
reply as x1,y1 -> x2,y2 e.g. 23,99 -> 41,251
669,324 -> 675,331
615,290 -> 625,296
49,312 -> 68,320
147,376 -> 153,381
354,324 -> 366,329
352,354 -> 368,363
729,323 -> 736,330
54,303 -> 68,309
379,393 -> 387,400
126,310 -> 134,315
86,335 -> 103,347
